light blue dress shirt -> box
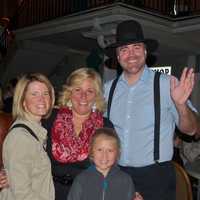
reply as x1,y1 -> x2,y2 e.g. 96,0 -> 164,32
104,66 -> 182,167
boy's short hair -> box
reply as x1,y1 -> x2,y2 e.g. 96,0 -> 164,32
89,128 -> 121,157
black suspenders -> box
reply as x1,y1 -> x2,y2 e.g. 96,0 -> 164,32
154,72 -> 161,162
107,76 -> 119,120
107,72 -> 161,162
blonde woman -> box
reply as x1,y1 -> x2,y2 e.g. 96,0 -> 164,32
43,67 -> 113,200
1,73 -> 55,200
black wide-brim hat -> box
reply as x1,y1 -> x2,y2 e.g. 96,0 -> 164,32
104,20 -> 159,58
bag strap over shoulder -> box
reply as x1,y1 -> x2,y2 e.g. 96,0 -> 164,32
10,123 -> 39,142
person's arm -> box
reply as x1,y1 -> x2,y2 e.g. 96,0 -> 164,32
175,103 -> 199,135
3,131 -> 40,199
170,67 -> 200,135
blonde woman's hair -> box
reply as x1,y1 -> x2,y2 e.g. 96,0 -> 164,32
58,67 -> 106,112
12,73 -> 55,120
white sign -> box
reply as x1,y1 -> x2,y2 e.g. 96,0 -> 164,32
150,66 -> 171,75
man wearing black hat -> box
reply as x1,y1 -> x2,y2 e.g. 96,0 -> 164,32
104,20 -> 200,200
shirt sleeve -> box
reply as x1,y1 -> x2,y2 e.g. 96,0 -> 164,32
3,130 -> 40,200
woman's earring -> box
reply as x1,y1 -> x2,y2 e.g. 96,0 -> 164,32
67,100 -> 72,109
92,103 -> 97,112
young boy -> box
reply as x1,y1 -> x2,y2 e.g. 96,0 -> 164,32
67,128 -> 143,200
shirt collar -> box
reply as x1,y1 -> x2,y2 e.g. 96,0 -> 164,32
119,65 -> 151,85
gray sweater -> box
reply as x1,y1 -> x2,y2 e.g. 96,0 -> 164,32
67,165 -> 135,200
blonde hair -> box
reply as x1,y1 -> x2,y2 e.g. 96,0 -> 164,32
58,67 -> 106,112
89,128 -> 121,159
12,73 -> 55,120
